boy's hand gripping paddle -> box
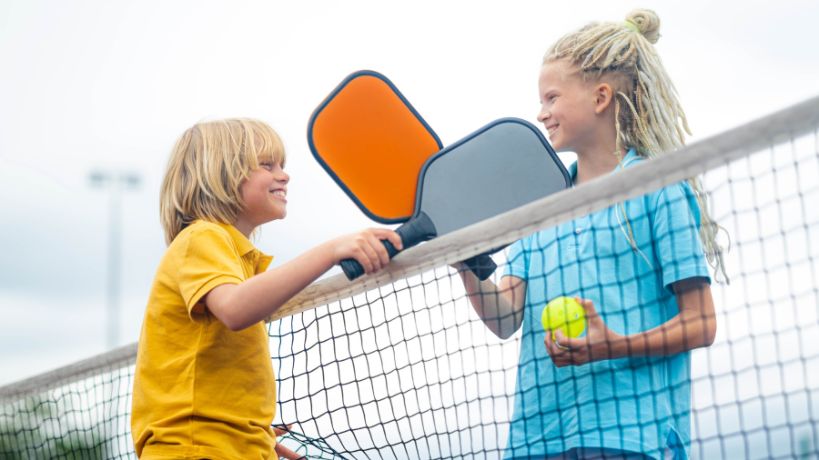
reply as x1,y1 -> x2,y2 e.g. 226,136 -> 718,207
309,71 -> 570,281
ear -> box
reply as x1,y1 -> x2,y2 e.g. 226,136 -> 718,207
593,83 -> 614,114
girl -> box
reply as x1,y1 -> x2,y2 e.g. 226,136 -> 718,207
131,119 -> 401,459
457,9 -> 724,460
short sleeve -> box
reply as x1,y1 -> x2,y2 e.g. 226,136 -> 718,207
503,237 -> 529,281
178,227 -> 245,314
652,182 -> 711,289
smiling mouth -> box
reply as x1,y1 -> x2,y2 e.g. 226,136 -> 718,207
270,189 -> 287,201
546,124 -> 558,135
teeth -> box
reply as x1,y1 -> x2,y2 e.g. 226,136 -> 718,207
271,190 -> 286,197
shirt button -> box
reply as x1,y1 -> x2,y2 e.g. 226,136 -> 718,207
575,227 -> 583,235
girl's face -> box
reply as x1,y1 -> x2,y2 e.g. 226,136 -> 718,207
537,60 -> 599,153
237,160 -> 289,229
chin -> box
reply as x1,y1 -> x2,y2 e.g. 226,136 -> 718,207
551,139 -> 575,153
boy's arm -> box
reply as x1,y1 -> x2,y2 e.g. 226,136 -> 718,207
456,267 -> 526,339
545,278 -> 716,366
204,228 -> 402,331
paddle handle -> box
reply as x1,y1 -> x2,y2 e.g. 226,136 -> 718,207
460,252 -> 497,281
341,212 -> 436,280
342,245 -> 497,281
339,241 -> 397,280
340,213 -> 497,281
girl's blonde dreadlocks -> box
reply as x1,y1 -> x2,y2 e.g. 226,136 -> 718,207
544,8 -> 729,282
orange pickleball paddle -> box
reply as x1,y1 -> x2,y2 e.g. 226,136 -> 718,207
308,70 -> 443,223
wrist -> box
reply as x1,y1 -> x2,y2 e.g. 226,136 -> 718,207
451,262 -> 468,274
609,332 -> 632,359
314,240 -> 340,271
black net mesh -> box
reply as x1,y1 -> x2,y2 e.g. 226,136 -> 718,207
1,352 -> 135,459
270,119 -> 819,459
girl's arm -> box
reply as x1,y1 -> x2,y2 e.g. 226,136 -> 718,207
204,228 -> 402,331
545,278 -> 716,366
456,267 -> 527,339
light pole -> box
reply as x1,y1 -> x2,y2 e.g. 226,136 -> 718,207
89,170 -> 141,349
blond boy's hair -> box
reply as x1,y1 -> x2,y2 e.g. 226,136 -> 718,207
544,9 -> 728,282
159,118 -> 286,245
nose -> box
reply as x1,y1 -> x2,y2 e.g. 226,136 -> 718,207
277,170 -> 290,185
537,106 -> 551,123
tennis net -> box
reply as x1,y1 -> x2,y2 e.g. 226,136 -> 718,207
2,95 -> 818,459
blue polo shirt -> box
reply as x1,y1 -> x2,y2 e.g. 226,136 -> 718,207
503,149 -> 710,459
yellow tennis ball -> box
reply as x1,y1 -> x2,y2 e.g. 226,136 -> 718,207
541,296 -> 586,339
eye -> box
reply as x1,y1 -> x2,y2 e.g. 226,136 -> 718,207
540,94 -> 556,107
259,162 -> 274,171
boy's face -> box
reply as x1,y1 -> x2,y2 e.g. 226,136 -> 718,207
537,60 -> 599,153
238,161 -> 289,227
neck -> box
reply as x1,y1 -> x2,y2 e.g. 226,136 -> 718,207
233,217 -> 255,238
574,147 -> 625,184
572,110 -> 623,184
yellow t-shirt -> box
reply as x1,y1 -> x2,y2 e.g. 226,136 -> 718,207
131,220 -> 277,460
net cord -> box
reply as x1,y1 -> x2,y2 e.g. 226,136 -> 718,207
0,343 -> 137,401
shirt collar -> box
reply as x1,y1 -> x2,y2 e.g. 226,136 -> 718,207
618,147 -> 641,169
212,221 -> 274,271
567,148 -> 641,184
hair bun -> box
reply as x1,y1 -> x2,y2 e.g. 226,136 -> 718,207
625,9 -> 661,44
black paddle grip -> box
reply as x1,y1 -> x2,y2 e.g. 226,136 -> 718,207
461,252 -> 497,281
340,240 -> 399,279
341,212 -> 437,281
340,213 -> 498,281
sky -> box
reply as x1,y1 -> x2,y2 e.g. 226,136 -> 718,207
1,0 -> 819,386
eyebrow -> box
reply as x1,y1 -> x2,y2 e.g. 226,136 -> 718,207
541,89 -> 559,100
